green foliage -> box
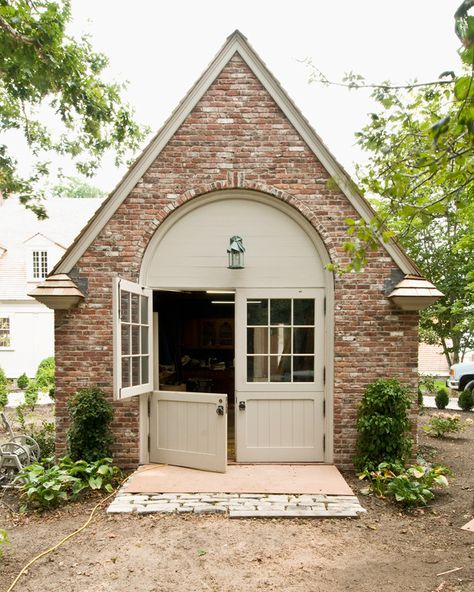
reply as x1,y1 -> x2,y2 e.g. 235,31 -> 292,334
0,366 -> 7,410
359,462 -> 450,507
15,403 -> 26,431
15,456 -> 121,510
16,372 -> 29,390
67,386 -> 114,462
418,375 -> 437,396
355,379 -> 412,470
435,388 -> 449,410
306,2 -> 474,364
51,175 -> 107,198
29,420 -> 55,459
0,528 -> 9,558
24,380 -> 38,411
0,0 -> 146,216
423,412 -> 473,437
458,389 -> 474,411
35,357 -> 54,393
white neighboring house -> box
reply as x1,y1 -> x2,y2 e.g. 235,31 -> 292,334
0,196 -> 104,379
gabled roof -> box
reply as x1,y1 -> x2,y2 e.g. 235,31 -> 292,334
54,30 -> 420,276
23,232 -> 66,250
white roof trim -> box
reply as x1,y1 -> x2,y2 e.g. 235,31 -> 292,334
54,30 -> 419,275
24,232 -> 66,250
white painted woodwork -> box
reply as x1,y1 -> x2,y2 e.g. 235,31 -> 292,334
149,390 -> 227,473
112,277 -> 153,400
235,289 -> 325,462
141,194 -> 326,289
0,301 -> 53,378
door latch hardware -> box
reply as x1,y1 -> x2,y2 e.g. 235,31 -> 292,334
238,401 -> 246,411
216,405 -> 224,416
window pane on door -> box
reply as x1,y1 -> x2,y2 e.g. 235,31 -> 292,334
293,356 -> 314,382
270,327 -> 291,354
293,328 -> 314,354
270,299 -> 291,325
247,327 -> 268,354
122,357 -> 131,388
247,300 -> 268,325
293,299 -> 314,325
270,356 -> 291,382
247,356 -> 268,382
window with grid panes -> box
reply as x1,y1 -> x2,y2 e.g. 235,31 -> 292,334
32,250 -> 48,279
0,317 -> 11,348
246,298 -> 315,383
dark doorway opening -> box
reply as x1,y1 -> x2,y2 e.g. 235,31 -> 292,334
154,290 -> 235,460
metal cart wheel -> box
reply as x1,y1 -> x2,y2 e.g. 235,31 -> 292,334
10,435 -> 41,462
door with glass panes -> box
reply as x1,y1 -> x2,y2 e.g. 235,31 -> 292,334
113,278 -> 227,472
234,289 -> 325,462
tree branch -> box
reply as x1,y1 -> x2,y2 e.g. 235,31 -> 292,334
0,15 -> 35,46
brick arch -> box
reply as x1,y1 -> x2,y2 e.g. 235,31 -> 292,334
137,180 -> 336,273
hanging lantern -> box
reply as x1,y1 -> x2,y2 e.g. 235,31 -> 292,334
227,236 -> 245,269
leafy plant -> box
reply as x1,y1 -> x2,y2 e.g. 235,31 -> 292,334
0,366 -> 8,410
424,412 -> 473,438
355,379 -> 413,470
0,528 -> 9,558
15,456 -> 121,510
418,375 -> 437,396
17,373 -> 29,390
435,388 -> 449,410
29,421 -> 56,460
67,386 -> 114,462
359,462 -> 450,506
24,380 -> 39,411
15,404 -> 26,431
458,389 -> 474,411
35,357 -> 54,394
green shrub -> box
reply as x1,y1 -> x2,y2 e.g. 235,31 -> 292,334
48,384 -> 55,401
24,380 -> 39,411
423,412 -> 473,438
15,456 -> 121,510
15,403 -> 26,430
35,357 -> 55,393
359,462 -> 450,506
17,373 -> 29,390
67,386 -> 114,462
355,379 -> 413,470
435,388 -> 449,410
29,421 -> 56,460
418,374 -> 436,395
458,389 -> 474,411
0,528 -> 8,557
0,367 -> 8,410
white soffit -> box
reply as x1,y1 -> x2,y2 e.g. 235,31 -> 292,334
54,30 -> 419,276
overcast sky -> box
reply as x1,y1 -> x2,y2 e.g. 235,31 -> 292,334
43,1 -> 465,190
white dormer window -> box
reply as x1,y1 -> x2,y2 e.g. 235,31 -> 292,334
32,250 -> 48,280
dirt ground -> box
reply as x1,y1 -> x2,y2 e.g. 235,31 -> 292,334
1,408 -> 473,592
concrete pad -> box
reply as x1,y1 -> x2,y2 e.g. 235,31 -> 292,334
461,518 -> 474,532
123,464 -> 353,495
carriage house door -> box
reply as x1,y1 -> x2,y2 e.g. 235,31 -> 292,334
235,289 -> 325,462
113,278 -> 227,473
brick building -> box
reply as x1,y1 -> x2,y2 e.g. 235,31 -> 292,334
31,32 -> 441,471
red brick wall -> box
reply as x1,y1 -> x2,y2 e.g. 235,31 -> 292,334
54,54 -> 419,469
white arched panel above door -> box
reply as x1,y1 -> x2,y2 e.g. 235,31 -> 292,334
141,191 -> 328,289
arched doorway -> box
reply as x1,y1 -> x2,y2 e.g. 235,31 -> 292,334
136,189 -> 334,470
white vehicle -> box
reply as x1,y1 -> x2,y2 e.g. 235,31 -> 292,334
447,362 -> 474,392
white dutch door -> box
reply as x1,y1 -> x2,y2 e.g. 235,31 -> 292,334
235,289 -> 325,462
149,391 -> 227,473
113,278 -> 227,473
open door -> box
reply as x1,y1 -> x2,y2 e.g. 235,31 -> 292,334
114,279 -> 228,472
149,390 -> 227,473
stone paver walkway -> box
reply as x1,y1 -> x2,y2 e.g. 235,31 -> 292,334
107,491 -> 366,518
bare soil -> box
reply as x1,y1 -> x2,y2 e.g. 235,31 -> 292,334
1,408 -> 474,592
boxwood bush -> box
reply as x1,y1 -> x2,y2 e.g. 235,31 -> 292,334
355,378 -> 413,470
67,386 -> 114,462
